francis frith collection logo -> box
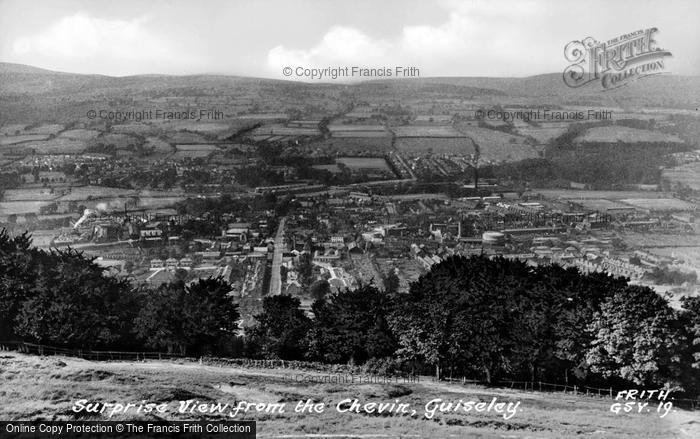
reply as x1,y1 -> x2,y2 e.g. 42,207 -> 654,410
563,28 -> 672,90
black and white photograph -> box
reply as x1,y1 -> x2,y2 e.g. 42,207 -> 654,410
1,0 -> 699,437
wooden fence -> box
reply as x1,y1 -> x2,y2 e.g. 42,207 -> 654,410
0,341 -> 185,361
443,377 -> 700,410
0,341 -> 366,373
2,341 -> 698,409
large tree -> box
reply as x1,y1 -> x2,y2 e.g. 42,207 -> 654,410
678,296 -> 700,393
307,284 -> 397,364
14,257 -> 137,348
391,256 -> 540,381
586,285 -> 685,386
247,295 -> 311,360
136,277 -> 239,355
681,296 -> 700,370
390,256 -> 630,383
539,266 -> 625,383
0,230 -> 34,340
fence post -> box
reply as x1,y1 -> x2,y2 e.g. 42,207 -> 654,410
609,387 -> 613,398
573,385 -> 577,395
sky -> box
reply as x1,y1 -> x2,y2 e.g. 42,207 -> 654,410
0,0 -> 698,79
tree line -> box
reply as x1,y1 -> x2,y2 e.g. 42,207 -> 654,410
248,257 -> 699,395
1,229 -> 699,397
0,230 -> 238,356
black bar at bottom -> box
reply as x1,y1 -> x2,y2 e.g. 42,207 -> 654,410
0,421 -> 256,438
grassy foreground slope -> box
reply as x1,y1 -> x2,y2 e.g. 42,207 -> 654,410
0,352 -> 697,438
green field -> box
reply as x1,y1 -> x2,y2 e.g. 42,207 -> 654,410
663,162 -> 700,191
0,353 -> 696,438
392,125 -> 464,137
2,188 -> 60,202
12,139 -> 86,154
575,126 -> 683,143
395,137 -> 475,156
454,125 -> 537,163
59,129 -> 101,141
0,200 -> 52,215
337,157 -> 390,171
0,134 -> 50,145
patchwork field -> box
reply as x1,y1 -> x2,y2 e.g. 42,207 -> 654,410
573,199 -> 633,212
516,123 -> 569,143
23,124 -> 64,135
620,232 -> 700,248
568,197 -> 696,213
0,352 -> 696,438
312,164 -> 342,173
313,137 -> 393,154
1,188 -> 61,202
0,124 -> 27,135
392,125 -> 464,137
663,162 -> 700,190
234,113 -> 288,121
328,125 -> 388,141
395,137 -> 475,156
0,188 -> 187,215
328,125 -> 386,133
619,198 -> 696,211
15,139 -> 87,154
144,137 -> 175,154
453,125 -> 537,163
414,115 -> 453,124
337,157 -> 391,171
58,129 -> 101,140
331,131 -> 388,138
252,125 -> 320,136
94,133 -> 141,149
159,121 -> 232,134
0,201 -> 52,215
534,190 -> 678,200
0,134 -> 50,145
111,123 -> 161,135
136,196 -> 187,209
575,126 -> 684,143
174,144 -> 220,159
163,131 -> 211,144
55,186 -> 137,202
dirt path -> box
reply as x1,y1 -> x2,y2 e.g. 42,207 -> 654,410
664,409 -> 700,438
423,379 -> 548,400
427,379 -> 700,439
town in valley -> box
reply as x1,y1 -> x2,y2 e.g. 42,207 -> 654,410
1,63 -> 699,326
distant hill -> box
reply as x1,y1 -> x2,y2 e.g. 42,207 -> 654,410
0,62 -> 342,124
376,73 -> 700,108
0,62 -> 698,125
0,62 -> 285,95
0,62 -> 64,75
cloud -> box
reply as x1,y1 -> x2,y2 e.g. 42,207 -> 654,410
268,25 -> 391,69
10,13 -> 181,75
267,0 -> 557,79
